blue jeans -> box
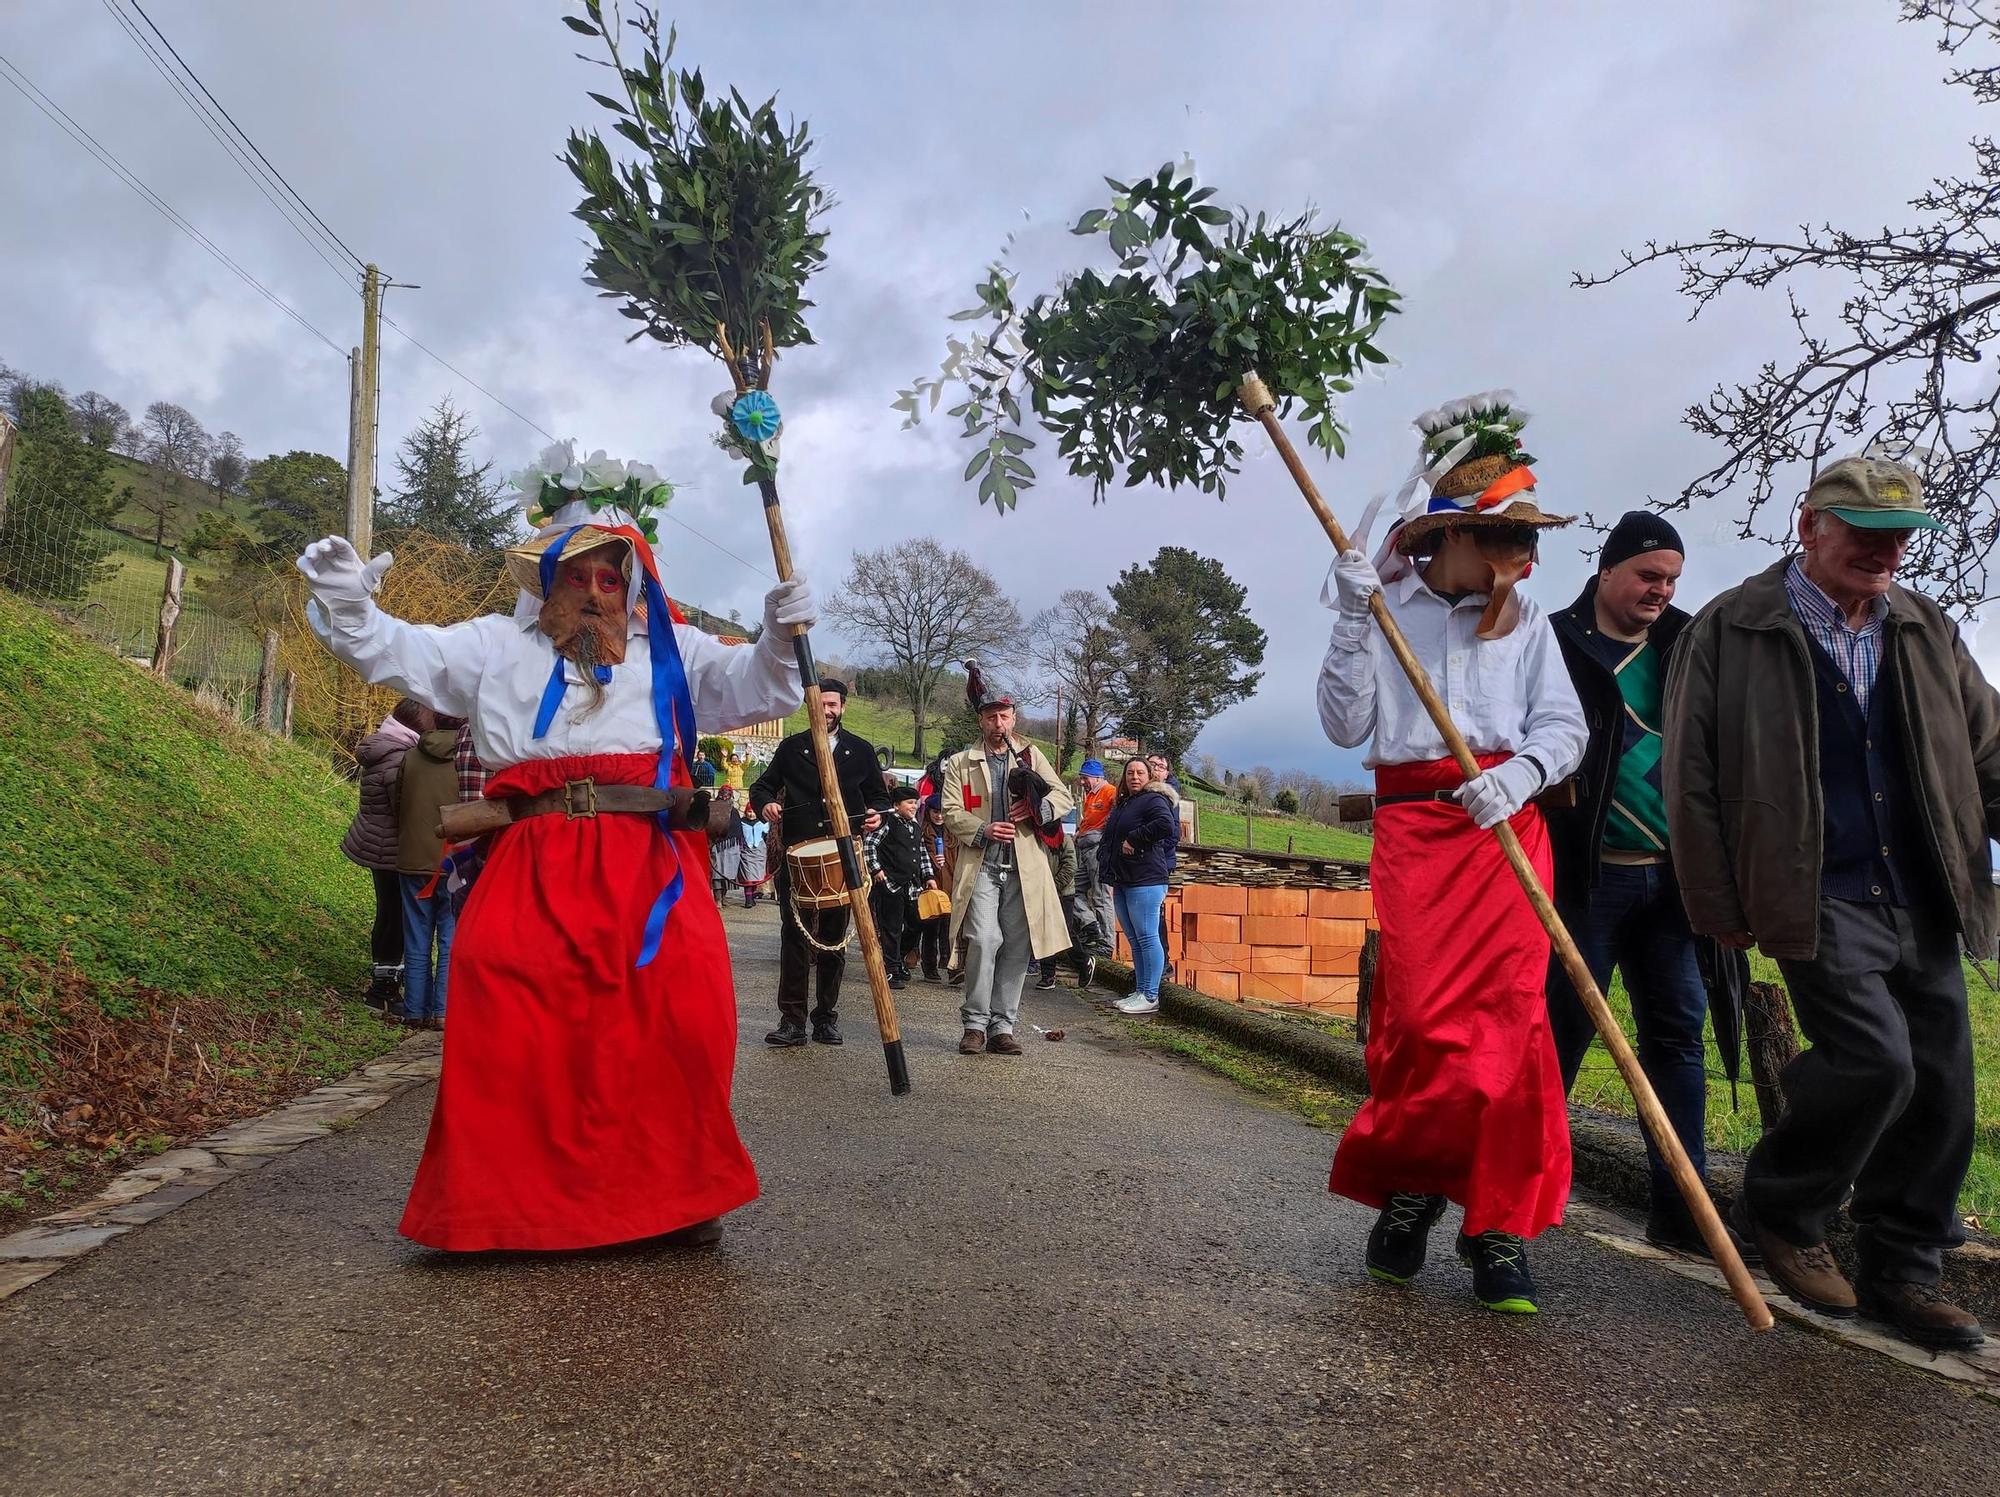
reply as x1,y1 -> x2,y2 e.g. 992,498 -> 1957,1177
1546,861 -> 1708,1209
1114,883 -> 1168,998
399,873 -> 456,1022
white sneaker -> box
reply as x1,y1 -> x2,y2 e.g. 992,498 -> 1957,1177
1114,994 -> 1159,1015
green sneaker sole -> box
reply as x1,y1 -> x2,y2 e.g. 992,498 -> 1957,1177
1367,1265 -> 1418,1286
1476,1295 -> 1539,1315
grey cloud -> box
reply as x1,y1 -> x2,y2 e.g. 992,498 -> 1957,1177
2,0 -> 1982,776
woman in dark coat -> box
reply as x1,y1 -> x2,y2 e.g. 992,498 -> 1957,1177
343,698 -> 430,1010
1096,757 -> 1180,1015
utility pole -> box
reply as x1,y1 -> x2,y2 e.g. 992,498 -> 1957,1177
344,262 -> 383,555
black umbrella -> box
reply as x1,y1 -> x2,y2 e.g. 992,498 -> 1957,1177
1696,939 -> 1750,1109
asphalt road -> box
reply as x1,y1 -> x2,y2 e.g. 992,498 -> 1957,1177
3,900 -> 1998,1495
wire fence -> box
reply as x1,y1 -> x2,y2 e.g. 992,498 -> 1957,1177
0,454 -> 515,770
0,463 -> 267,711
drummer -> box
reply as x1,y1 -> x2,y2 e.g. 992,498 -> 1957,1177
748,678 -> 892,1048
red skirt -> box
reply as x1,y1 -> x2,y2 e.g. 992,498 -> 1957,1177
1328,754 -> 1571,1238
399,752 -> 758,1251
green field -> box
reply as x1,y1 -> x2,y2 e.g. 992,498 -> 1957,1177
1182,783 -> 1375,861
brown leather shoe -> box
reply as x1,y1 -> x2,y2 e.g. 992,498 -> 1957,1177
959,1028 -> 986,1055
1732,1197 -> 1855,1317
1857,1279 -> 1987,1350
988,1031 -> 1024,1056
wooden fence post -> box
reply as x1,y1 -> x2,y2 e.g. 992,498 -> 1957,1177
255,630 -> 280,729
1744,980 -> 1799,1132
150,557 -> 185,677
280,670 -> 297,737
1355,926 -> 1379,1048
0,410 -> 16,532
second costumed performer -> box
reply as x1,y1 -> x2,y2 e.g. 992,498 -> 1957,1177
298,444 -> 812,1252
1317,394 -> 1587,1314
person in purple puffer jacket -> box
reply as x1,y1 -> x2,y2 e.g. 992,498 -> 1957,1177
343,698 -> 431,1011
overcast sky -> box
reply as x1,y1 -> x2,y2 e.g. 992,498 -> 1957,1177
5,2 -> 1993,777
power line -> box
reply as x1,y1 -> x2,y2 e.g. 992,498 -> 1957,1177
99,0 -> 361,295
123,0 -> 367,273
0,50 -> 344,356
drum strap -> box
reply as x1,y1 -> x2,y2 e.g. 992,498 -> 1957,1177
785,884 -> 854,955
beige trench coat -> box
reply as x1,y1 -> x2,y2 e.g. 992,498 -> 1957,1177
942,740 -> 1075,960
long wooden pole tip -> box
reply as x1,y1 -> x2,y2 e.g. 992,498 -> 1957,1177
1237,371 -> 1276,417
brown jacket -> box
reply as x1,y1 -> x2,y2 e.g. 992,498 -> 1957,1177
1662,559 -> 2000,960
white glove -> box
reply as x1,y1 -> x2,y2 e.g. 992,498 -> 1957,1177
296,536 -> 392,621
1452,756 -> 1544,831
763,575 -> 816,634
1330,549 -> 1382,618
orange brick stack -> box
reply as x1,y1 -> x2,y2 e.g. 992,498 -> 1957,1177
1111,883 -> 1375,1014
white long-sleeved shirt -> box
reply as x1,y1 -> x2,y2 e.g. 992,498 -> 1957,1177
1317,569 -> 1587,779
313,601 -> 800,771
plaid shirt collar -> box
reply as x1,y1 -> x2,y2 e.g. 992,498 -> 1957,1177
1784,556 -> 1887,709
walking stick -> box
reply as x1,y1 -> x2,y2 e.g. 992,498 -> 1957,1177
561,8 -> 907,1094
1237,372 -> 1771,1331
721,338 -> 911,1096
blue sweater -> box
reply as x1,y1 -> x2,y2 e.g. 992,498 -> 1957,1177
1097,787 -> 1181,886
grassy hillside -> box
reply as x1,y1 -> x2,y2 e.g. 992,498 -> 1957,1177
1183,783 -> 1374,861
779,693 -> 1057,767
0,592 -> 397,1222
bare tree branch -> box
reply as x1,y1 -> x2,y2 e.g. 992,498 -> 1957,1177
822,536 -> 1023,759
1575,0 -> 2000,613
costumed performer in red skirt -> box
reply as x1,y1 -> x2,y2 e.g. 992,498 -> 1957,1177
1317,393 -> 1587,1313
298,442 -> 812,1252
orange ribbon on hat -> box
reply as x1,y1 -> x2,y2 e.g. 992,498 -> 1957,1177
1474,465 -> 1537,511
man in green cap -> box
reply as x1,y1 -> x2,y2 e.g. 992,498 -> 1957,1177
1664,455 -> 1999,1350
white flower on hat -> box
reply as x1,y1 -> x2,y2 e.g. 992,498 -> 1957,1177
1414,407 -> 1447,435
626,461 -> 663,491
1441,398 -> 1472,424
582,450 -> 627,490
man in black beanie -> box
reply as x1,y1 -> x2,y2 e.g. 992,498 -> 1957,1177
1543,511 -> 1718,1251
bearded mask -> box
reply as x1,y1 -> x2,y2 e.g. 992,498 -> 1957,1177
538,541 -> 632,682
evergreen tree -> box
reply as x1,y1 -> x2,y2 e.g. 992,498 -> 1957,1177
0,387 -> 116,601
1107,546 -> 1267,767
248,450 -> 349,555
380,397 -> 512,549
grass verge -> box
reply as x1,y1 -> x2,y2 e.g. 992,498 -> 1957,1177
0,591 -> 399,1227
1115,1010 -> 1362,1133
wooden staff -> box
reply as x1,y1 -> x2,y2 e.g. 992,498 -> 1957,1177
1237,371 -> 1771,1332
721,325 -> 910,1095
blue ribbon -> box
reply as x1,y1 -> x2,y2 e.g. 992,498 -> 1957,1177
633,567 -> 699,967
528,521 -> 701,968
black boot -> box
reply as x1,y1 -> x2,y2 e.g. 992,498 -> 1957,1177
764,1020 -> 809,1047
1364,1193 -> 1447,1284
1457,1231 -> 1539,1314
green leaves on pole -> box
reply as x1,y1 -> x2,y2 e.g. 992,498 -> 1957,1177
897,163 -> 1401,511
560,1 -> 830,394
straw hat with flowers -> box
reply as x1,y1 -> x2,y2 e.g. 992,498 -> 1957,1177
1390,392 -> 1571,556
